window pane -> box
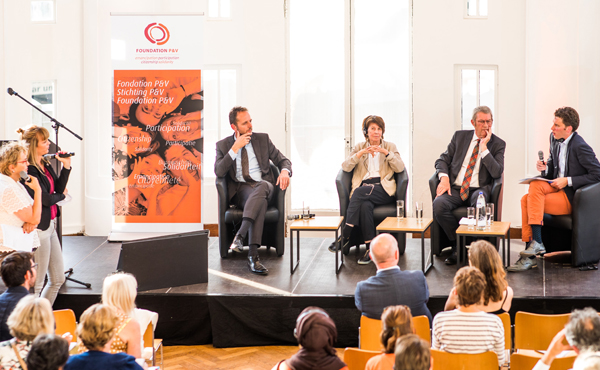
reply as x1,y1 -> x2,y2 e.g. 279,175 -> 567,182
479,0 -> 488,16
31,81 -> 55,131
479,69 -> 495,115
467,0 -> 477,16
220,69 -> 237,135
31,1 -> 54,22
203,70 -> 219,173
354,0 -> 410,177
461,69 -> 477,129
208,0 -> 219,18
290,0 -> 344,210
220,0 -> 231,18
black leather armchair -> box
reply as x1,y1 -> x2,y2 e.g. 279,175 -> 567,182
336,169 -> 409,254
541,182 -> 600,267
215,163 -> 286,258
428,173 -> 503,256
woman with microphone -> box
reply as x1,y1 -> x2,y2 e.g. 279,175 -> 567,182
18,125 -> 71,305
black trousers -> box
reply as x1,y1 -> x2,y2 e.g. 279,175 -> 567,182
346,181 -> 394,243
432,185 -> 489,242
234,181 -> 274,247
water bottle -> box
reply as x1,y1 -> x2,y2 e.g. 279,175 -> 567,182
476,192 -> 486,231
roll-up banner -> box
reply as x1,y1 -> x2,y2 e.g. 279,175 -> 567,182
111,14 -> 203,234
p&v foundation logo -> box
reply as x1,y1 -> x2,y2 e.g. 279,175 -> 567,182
144,23 -> 170,45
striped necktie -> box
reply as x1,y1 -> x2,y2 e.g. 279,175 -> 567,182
460,140 -> 480,201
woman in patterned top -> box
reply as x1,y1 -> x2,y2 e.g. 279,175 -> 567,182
0,295 -> 54,370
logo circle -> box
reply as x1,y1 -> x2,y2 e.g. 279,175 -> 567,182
144,23 -> 170,45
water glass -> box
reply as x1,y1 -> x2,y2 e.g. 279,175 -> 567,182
467,207 -> 475,230
396,200 -> 404,219
486,203 -> 494,226
415,202 -> 423,222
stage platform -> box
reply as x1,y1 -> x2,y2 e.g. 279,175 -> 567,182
36,235 -> 600,348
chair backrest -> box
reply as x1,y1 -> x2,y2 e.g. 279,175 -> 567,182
53,309 -> 77,342
496,312 -> 511,350
413,315 -> 431,344
514,312 -> 571,350
143,322 -> 154,348
431,349 -> 498,370
359,315 -> 382,351
510,353 -> 576,370
343,348 -> 381,370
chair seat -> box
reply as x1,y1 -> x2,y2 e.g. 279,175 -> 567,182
224,207 -> 280,224
543,214 -> 572,230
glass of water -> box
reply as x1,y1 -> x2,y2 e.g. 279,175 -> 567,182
486,204 -> 494,228
396,200 -> 404,219
467,207 -> 475,230
415,202 -> 423,222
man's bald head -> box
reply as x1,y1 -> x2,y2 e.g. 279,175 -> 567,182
370,234 -> 399,268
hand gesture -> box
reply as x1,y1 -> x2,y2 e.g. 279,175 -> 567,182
55,152 -> 72,169
22,222 -> 37,234
436,176 -> 452,197
276,170 -> 290,190
25,175 -> 41,193
551,177 -> 568,189
480,129 -> 492,151
371,146 -> 389,156
536,160 -> 547,173
232,131 -> 252,152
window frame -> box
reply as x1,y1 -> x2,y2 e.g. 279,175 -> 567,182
464,0 -> 488,19
30,0 -> 57,24
454,65 -> 498,133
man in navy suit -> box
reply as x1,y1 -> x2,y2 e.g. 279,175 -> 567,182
0,252 -> 36,341
355,233 -> 432,322
433,106 -> 505,264
509,107 -> 600,271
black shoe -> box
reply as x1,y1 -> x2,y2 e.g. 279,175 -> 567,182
358,249 -> 372,265
247,256 -> 268,275
230,235 -> 244,253
328,236 -> 349,253
439,247 -> 453,257
328,236 -> 342,253
444,253 -> 457,265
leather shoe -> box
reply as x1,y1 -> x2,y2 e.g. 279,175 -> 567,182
444,253 -> 457,265
247,256 -> 268,275
230,235 -> 244,253
507,256 -> 537,272
328,236 -> 342,253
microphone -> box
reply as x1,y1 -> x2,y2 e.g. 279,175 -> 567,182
538,150 -> 546,177
43,152 -> 75,160
7,88 -> 15,96
19,171 -> 31,183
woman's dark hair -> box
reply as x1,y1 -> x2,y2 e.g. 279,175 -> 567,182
26,334 -> 69,370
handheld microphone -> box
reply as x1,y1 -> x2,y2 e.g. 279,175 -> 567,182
7,88 -> 15,96
538,150 -> 546,177
19,171 -> 31,183
43,152 -> 75,160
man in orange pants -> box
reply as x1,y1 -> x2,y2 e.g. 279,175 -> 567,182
508,107 -> 600,271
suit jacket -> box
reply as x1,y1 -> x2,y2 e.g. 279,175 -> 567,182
214,133 -> 292,201
26,163 -> 71,231
435,130 -> 505,195
544,132 -> 600,204
0,287 -> 29,342
355,268 -> 432,322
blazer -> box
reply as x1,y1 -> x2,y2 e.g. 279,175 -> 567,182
342,140 -> 405,198
355,268 -> 432,322
0,287 -> 29,342
435,130 -> 505,194
214,133 -> 292,201
26,163 -> 71,231
544,131 -> 600,204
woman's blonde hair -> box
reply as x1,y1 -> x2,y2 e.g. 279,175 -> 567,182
102,272 -> 138,316
7,296 -> 54,341
76,304 -> 118,351
380,305 -> 414,354
0,141 -> 28,177
468,240 -> 507,305
17,125 -> 50,171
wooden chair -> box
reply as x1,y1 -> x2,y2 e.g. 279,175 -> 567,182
431,349 -> 498,370
143,322 -> 164,369
497,312 -> 511,350
514,312 -> 570,351
359,316 -> 381,351
511,353 -> 576,370
343,348 -> 380,370
413,315 -> 431,344
53,309 -> 77,342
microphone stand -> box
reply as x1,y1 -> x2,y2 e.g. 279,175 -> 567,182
7,88 -> 90,289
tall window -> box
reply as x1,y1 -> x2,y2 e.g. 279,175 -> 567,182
31,0 -> 55,23
456,66 -> 497,130
31,81 -> 56,130
208,0 -> 231,19
289,0 -> 411,211
465,0 -> 488,18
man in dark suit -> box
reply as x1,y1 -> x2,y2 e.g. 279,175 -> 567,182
355,234 -> 432,322
0,252 -> 36,341
433,106 -> 505,265
509,107 -> 600,271
215,106 -> 292,275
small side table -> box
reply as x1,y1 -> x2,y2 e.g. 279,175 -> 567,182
456,221 -> 511,267
376,217 -> 434,274
289,216 -> 344,274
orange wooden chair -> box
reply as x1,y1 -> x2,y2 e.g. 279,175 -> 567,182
53,309 -> 77,342
511,352 -> 576,370
343,347 -> 381,370
514,312 -> 570,351
431,349 -> 498,370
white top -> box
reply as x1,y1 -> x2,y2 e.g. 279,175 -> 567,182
0,174 -> 40,251
558,133 -> 574,186
440,132 -> 490,188
363,148 -> 381,180
432,309 -> 505,365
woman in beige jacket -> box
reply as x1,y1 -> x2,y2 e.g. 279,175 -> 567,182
337,115 -> 405,264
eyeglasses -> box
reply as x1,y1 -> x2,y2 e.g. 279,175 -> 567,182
32,263 -> 38,269
17,160 -> 28,164
476,120 -> 493,125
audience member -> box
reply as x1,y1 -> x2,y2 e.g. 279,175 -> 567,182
26,333 -> 70,370
0,251 -> 36,341
66,304 -> 144,370
394,334 -> 432,370
432,266 -> 505,365
0,295 -> 54,370
574,352 -> 600,370
272,307 -> 348,370
444,240 -> 513,313
533,307 -> 600,370
355,234 -> 432,322
366,305 -> 414,370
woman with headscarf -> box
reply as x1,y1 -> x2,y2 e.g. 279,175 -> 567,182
272,306 -> 348,370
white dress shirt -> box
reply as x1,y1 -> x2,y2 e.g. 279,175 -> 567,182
557,133 -> 574,186
363,150 -> 381,180
439,131 -> 490,188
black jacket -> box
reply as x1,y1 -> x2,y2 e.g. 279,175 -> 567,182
25,163 -> 71,231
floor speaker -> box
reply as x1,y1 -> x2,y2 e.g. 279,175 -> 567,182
117,230 -> 208,291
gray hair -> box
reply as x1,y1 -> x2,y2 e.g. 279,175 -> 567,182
471,106 -> 494,123
566,308 -> 600,352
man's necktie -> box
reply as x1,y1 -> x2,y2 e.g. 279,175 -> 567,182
241,147 -> 255,183
460,140 -> 480,201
